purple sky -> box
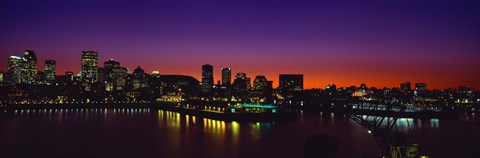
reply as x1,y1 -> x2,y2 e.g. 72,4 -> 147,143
1,0 -> 479,89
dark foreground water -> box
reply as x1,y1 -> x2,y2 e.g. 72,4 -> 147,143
1,108 -> 479,158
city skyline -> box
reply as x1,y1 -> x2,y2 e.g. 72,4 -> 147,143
1,0 -> 479,89
1,49 -> 479,90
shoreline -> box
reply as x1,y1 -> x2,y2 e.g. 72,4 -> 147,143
0,102 -> 462,120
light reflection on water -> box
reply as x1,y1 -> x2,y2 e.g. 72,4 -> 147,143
3,108 -> 479,158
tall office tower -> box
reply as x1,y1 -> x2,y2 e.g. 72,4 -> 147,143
221,68 -> 231,86
415,83 -> 427,91
22,50 -> 37,84
81,51 -> 98,83
253,75 -> 268,91
131,66 -> 147,90
81,51 -> 98,91
44,60 -> 56,84
104,59 -> 120,70
279,74 -> 304,92
246,78 -> 251,90
232,72 -> 248,92
7,56 -> 25,84
400,81 -> 411,92
202,64 -> 213,93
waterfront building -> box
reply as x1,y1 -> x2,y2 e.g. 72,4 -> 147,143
7,56 -> 25,84
415,83 -> 427,91
44,60 -> 56,84
81,51 -> 98,83
81,51 -> 98,91
233,72 -> 249,93
400,82 -> 411,92
253,75 -> 268,91
202,64 -> 213,93
221,68 -> 231,86
22,50 -> 37,84
131,66 -> 147,90
279,74 -> 303,92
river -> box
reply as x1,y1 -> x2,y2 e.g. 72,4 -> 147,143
1,108 -> 479,158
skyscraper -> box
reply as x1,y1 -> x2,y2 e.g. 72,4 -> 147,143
44,60 -> 56,83
253,75 -> 268,91
232,72 -> 249,93
7,56 -> 25,84
400,82 -> 411,92
81,51 -> 98,83
279,74 -> 303,92
104,59 -> 120,70
415,83 -> 427,91
221,68 -> 231,86
22,50 -> 37,84
201,64 -> 213,93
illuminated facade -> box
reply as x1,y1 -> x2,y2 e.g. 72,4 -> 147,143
7,56 -> 25,84
233,72 -> 250,92
279,74 -> 303,92
201,64 -> 213,93
253,75 -> 268,91
132,66 -> 147,90
81,51 -> 98,83
221,68 -> 231,86
44,60 -> 56,83
22,50 -> 37,84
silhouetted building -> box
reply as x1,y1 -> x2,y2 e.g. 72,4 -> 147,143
221,68 -> 231,86
22,50 -> 37,84
44,60 -> 56,84
201,64 -> 213,93
233,72 -> 249,93
104,59 -> 120,70
131,66 -> 147,90
279,74 -> 303,92
253,75 -> 268,91
415,83 -> 427,91
400,82 -> 411,92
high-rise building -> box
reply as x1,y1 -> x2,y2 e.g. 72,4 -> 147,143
44,60 -> 56,83
415,83 -> 427,91
131,66 -> 147,90
104,59 -> 120,70
7,56 -> 25,84
279,74 -> 303,92
201,64 -> 213,93
232,72 -> 251,93
81,51 -> 98,83
246,78 -> 251,90
221,68 -> 231,86
253,75 -> 268,91
22,50 -> 37,84
400,82 -> 411,92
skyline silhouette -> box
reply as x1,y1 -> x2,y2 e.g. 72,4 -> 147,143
1,0 -> 479,89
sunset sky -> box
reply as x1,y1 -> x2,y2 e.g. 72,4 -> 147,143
1,0 -> 479,89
